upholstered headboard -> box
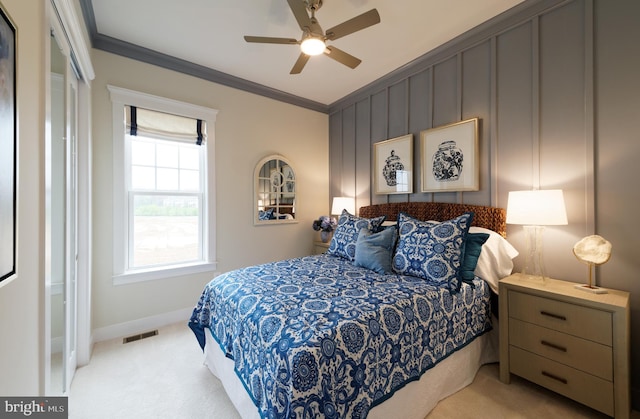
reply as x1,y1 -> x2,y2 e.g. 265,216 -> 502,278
359,202 -> 506,237
265,206 -> 294,215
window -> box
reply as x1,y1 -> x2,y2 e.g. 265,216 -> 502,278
109,86 -> 218,284
129,136 -> 202,268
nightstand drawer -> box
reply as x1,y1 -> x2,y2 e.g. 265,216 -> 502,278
508,291 -> 612,345
510,346 -> 614,416
509,319 -> 612,380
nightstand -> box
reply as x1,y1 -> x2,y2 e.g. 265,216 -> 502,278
499,273 -> 630,418
312,241 -> 330,255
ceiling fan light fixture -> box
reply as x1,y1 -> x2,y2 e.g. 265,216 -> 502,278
245,2 -> 380,73
300,37 -> 325,55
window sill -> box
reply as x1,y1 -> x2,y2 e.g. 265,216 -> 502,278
113,261 -> 218,285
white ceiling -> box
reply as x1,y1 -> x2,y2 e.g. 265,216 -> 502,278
89,0 -> 523,106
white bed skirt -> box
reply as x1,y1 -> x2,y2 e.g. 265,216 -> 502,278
203,322 -> 499,419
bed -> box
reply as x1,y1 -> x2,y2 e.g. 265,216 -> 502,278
189,202 -> 518,419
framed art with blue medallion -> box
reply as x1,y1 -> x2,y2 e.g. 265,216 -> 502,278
373,134 -> 413,195
420,118 -> 479,192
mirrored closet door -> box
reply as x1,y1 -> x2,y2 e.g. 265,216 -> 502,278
48,21 -> 79,396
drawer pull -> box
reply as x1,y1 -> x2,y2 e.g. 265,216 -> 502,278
540,310 -> 566,321
541,370 -> 568,385
540,340 -> 567,352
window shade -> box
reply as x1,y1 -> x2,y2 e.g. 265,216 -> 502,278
125,105 -> 206,145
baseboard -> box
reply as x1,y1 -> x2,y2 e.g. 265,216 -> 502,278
91,307 -> 194,344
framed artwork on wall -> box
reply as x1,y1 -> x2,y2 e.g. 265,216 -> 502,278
373,134 -> 413,195
282,165 -> 295,198
420,118 -> 479,193
0,6 -> 15,283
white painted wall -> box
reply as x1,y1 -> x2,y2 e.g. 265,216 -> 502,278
90,49 -> 329,333
0,0 -> 46,395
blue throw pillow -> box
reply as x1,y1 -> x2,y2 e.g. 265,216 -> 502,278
460,232 -> 490,282
354,226 -> 398,274
328,210 -> 386,261
392,212 -> 474,291
258,208 -> 275,220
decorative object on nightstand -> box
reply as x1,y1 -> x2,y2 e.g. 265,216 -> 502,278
312,215 -> 337,243
506,189 -> 568,281
572,235 -> 611,294
499,273 -> 630,418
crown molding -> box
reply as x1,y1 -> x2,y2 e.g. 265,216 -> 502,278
77,0 -> 328,113
52,0 -> 95,80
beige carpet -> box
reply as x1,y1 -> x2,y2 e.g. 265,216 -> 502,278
69,322 -> 631,419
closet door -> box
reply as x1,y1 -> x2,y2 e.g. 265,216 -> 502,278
64,60 -> 79,393
48,31 -> 66,395
48,22 -> 79,396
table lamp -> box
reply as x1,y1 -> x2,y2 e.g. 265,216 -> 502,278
573,235 -> 611,294
506,189 -> 568,280
331,197 -> 356,216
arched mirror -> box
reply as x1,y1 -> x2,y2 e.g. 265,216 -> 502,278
254,155 -> 297,225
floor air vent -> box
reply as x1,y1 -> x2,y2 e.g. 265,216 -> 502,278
123,330 -> 158,344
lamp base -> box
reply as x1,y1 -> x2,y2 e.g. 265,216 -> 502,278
519,271 -> 545,282
521,225 -> 547,281
574,284 -> 608,294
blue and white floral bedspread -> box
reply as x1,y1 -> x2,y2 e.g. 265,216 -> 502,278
189,254 -> 492,419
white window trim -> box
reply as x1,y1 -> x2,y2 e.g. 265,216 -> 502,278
108,85 -> 218,284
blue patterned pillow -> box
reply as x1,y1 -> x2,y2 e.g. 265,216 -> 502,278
328,210 -> 386,261
258,208 -> 275,220
392,212 -> 474,291
354,226 -> 398,274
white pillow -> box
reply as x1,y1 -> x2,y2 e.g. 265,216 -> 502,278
469,226 -> 519,294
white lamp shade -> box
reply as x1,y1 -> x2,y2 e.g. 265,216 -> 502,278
331,197 -> 355,215
506,189 -> 568,225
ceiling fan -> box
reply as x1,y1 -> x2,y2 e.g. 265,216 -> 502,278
244,0 -> 381,74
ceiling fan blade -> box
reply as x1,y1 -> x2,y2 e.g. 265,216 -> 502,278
287,0 -> 313,31
324,46 -> 361,69
290,53 -> 310,74
325,9 -> 380,41
244,36 -> 299,45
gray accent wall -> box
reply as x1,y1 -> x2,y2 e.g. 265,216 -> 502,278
328,0 -> 640,409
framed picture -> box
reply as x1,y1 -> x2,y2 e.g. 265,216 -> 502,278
0,7 -> 15,283
374,134 -> 413,194
420,118 -> 479,192
269,168 -> 283,194
282,165 -> 295,198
